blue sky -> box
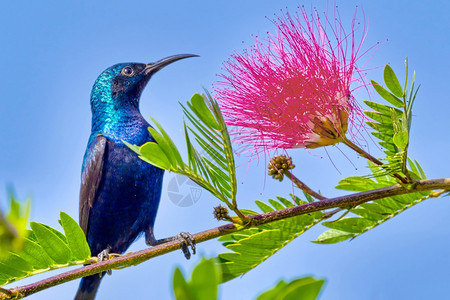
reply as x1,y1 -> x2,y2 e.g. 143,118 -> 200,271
1,1 -> 449,299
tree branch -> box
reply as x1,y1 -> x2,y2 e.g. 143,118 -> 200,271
1,178 -> 449,299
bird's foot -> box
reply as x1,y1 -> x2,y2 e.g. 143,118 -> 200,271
177,232 -> 196,260
145,229 -> 196,259
97,249 -> 110,262
97,248 -> 113,276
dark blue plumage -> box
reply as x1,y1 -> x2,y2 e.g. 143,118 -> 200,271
75,55 -> 197,300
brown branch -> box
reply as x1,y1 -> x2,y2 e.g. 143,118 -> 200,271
0,289 -> 11,298
1,178 -> 449,299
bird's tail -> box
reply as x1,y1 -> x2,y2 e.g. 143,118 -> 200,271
74,274 -> 103,300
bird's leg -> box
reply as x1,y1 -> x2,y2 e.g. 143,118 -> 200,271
97,247 -> 113,276
145,228 -> 196,259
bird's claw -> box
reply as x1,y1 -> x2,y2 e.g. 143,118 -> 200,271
98,249 -> 110,262
97,248 -> 112,276
177,232 -> 196,260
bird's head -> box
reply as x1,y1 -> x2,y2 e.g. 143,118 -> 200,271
90,54 -> 198,115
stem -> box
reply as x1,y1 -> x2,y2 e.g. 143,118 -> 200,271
0,289 -> 11,298
322,207 -> 345,219
288,171 -> 327,200
218,196 -> 247,223
1,178 -> 449,299
340,136 -> 409,184
228,203 -> 247,223
250,178 -> 449,224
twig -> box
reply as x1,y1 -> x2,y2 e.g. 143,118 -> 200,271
288,171 -> 327,200
1,178 -> 449,299
340,136 -> 409,184
322,207 -> 345,219
0,288 -> 12,298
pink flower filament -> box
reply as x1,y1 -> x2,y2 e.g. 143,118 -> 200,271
215,6 -> 368,153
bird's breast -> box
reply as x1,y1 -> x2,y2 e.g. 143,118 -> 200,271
99,117 -> 153,146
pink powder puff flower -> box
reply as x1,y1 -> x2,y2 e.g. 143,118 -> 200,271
215,6 -> 369,153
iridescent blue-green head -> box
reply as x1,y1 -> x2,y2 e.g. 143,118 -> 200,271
90,54 -> 197,129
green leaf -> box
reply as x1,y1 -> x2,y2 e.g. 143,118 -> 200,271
257,276 -> 325,300
189,258 -> 220,300
147,127 -> 177,166
60,212 -> 91,260
393,131 -> 408,149
189,94 -> 220,130
322,218 -> 375,233
0,273 -> 10,285
404,57 -> 409,92
218,196 -> 323,282
184,125 -> 197,172
277,196 -> 295,208
139,142 -> 173,170
301,192 -> 315,204
371,132 -> 393,145
360,203 -> 394,215
312,229 -> 354,244
12,237 -> 54,269
0,253 -> 32,273
41,224 -> 67,243
384,65 -> 404,97
173,268 -> 193,300
366,60 -> 420,180
364,100 -> 403,117
268,199 -> 286,210
173,258 -> 220,300
0,196 -> 30,255
336,176 -> 382,191
415,160 -> 426,179
182,105 -> 223,146
371,80 -> 403,108
351,208 -> 384,222
190,129 -> 228,170
0,211 -> 97,286
122,141 -> 140,154
364,111 -> 393,125
149,117 -> 185,169
30,222 -> 72,264
255,200 -> 275,213
127,91 -> 238,208
0,261 -> 27,278
316,158 -> 433,244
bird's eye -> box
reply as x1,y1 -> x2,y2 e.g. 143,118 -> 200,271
121,66 -> 134,77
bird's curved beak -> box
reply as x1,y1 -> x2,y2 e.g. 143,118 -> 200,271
144,54 -> 199,75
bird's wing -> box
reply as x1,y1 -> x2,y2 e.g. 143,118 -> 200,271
79,134 -> 107,236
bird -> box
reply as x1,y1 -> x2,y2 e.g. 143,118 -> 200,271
75,54 -> 198,300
